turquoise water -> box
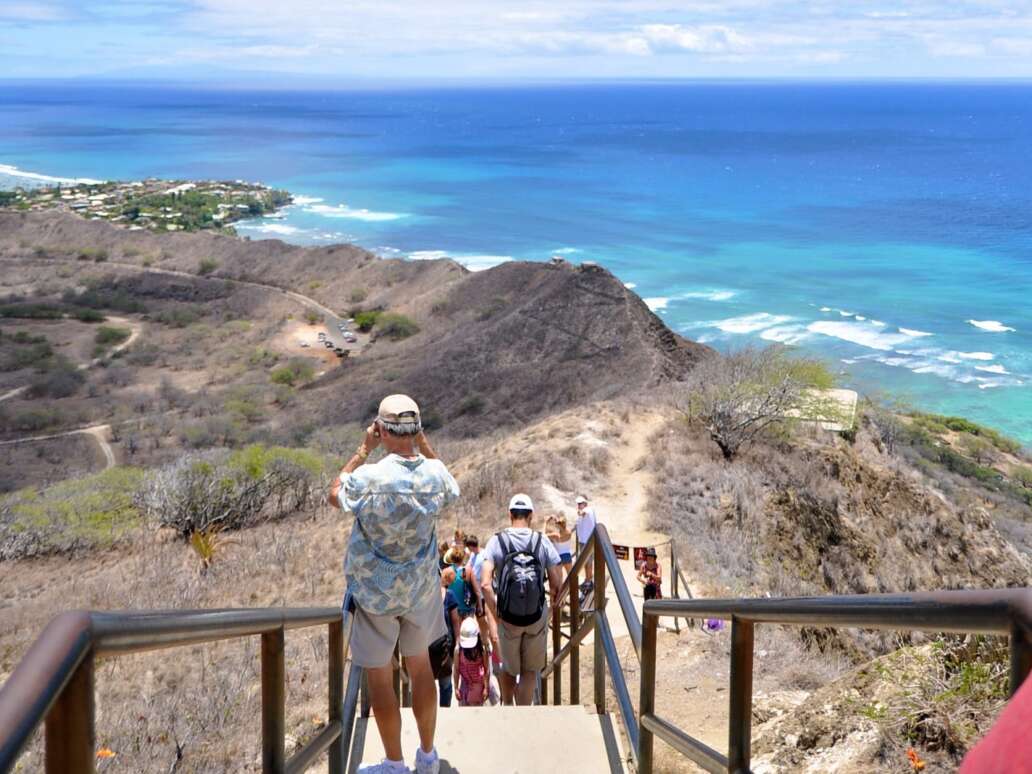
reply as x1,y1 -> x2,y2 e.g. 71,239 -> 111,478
1,82 -> 1030,443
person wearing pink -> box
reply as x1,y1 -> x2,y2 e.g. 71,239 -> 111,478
454,618 -> 489,706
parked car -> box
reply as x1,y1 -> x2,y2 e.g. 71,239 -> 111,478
300,341 -> 310,348
317,332 -> 326,340
343,332 -> 357,343
334,348 -> 345,356
324,341 -> 334,349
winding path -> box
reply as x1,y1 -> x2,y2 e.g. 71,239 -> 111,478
0,423 -> 116,470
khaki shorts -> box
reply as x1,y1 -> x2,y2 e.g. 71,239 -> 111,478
349,597 -> 446,669
498,613 -> 548,676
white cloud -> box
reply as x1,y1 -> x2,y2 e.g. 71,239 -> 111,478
637,24 -> 753,54
0,2 -> 66,21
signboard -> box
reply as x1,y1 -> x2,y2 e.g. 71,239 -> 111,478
612,544 -> 630,560
633,546 -> 650,565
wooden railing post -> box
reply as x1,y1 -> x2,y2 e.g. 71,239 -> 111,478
261,628 -> 286,773
593,536 -> 606,714
45,653 -> 95,774
570,563 -> 580,705
1011,620 -> 1032,696
551,605 -> 561,705
728,619 -> 754,774
392,642 -> 402,704
638,611 -> 657,774
328,620 -> 345,773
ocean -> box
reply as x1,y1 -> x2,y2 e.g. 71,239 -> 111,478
1,81 -> 1030,443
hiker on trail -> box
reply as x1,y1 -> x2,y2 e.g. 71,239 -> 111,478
480,494 -> 563,706
436,568 -> 463,708
637,547 -> 663,601
464,534 -> 501,664
445,546 -> 481,620
329,394 -> 459,774
575,495 -> 598,583
546,514 -> 574,578
454,618 -> 491,706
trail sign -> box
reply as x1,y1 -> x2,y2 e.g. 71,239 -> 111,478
612,544 -> 630,560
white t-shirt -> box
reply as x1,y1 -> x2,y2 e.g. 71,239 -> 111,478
575,507 -> 597,545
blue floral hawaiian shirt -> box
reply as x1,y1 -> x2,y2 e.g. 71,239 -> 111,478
339,453 -> 460,617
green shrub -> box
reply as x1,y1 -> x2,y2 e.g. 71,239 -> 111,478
375,313 -> 419,340
0,303 -> 64,320
0,337 -> 53,372
909,412 -> 1021,455
349,288 -> 368,303
248,347 -> 280,367
270,359 -> 315,387
95,325 -> 131,348
197,257 -> 218,276
152,306 -> 202,328
76,248 -> 108,262
303,309 -> 323,325
354,310 -> 382,332
125,343 -> 160,366
135,445 -> 327,536
10,407 -> 65,432
28,358 -> 85,399
0,467 -> 145,558
457,395 -> 485,416
72,308 -> 106,323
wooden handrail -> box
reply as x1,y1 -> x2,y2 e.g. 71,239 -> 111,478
0,607 -> 356,774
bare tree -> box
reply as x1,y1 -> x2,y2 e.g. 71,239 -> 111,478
678,347 -> 841,461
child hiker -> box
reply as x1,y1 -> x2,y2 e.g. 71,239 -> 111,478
637,547 -> 663,601
454,618 -> 490,706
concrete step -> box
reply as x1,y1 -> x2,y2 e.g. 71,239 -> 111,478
352,704 -> 625,773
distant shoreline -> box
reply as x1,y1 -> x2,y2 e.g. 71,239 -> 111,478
0,171 -> 292,236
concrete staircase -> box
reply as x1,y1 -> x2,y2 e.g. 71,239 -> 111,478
352,705 -> 626,773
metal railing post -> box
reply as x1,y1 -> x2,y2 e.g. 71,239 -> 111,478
593,536 -> 606,714
728,619 -> 754,774
45,653 -> 95,774
638,611 -> 657,774
551,605 -> 561,705
262,628 -> 286,773
1010,620 -> 1032,696
570,563 -> 580,705
328,621 -> 345,773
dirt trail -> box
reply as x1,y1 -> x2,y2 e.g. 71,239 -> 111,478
0,422 -> 116,470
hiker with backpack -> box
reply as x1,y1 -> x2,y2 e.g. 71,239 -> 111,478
480,494 -> 563,706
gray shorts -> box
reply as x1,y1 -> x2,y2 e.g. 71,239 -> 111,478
349,596 -> 446,669
498,613 -> 548,676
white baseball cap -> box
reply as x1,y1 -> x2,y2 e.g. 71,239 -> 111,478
508,493 -> 534,512
459,617 -> 480,649
575,495 -> 588,505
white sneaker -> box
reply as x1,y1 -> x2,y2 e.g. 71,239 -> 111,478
358,760 -> 410,773
414,747 -> 440,774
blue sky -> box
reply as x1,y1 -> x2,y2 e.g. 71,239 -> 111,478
2,0 -> 1031,81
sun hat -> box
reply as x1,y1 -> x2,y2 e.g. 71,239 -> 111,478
575,495 -> 588,505
645,547 -> 657,558
459,617 -> 480,649
508,493 -> 534,512
377,394 -> 420,426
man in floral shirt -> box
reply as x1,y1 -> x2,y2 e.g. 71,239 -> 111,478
329,394 -> 459,774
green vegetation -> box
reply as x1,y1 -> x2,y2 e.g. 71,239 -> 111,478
94,325 -> 131,348
303,309 -> 323,325
681,347 -> 840,460
0,331 -> 53,372
28,357 -> 85,399
122,187 -> 291,232
71,308 -> 106,323
152,306 -> 202,328
197,257 -> 219,276
375,312 -> 420,340
76,248 -> 108,262
8,407 -> 66,432
349,288 -> 368,303
135,444 -> 326,536
909,411 -> 1021,454
353,310 -> 382,332
0,467 -> 145,557
0,303 -> 64,320
457,395 -> 486,416
0,191 -> 16,206
63,286 -> 147,315
270,359 -> 316,387
248,347 -> 280,367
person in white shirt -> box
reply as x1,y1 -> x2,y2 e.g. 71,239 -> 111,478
574,495 -> 597,582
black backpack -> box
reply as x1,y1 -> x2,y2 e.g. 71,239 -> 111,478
495,531 -> 545,626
